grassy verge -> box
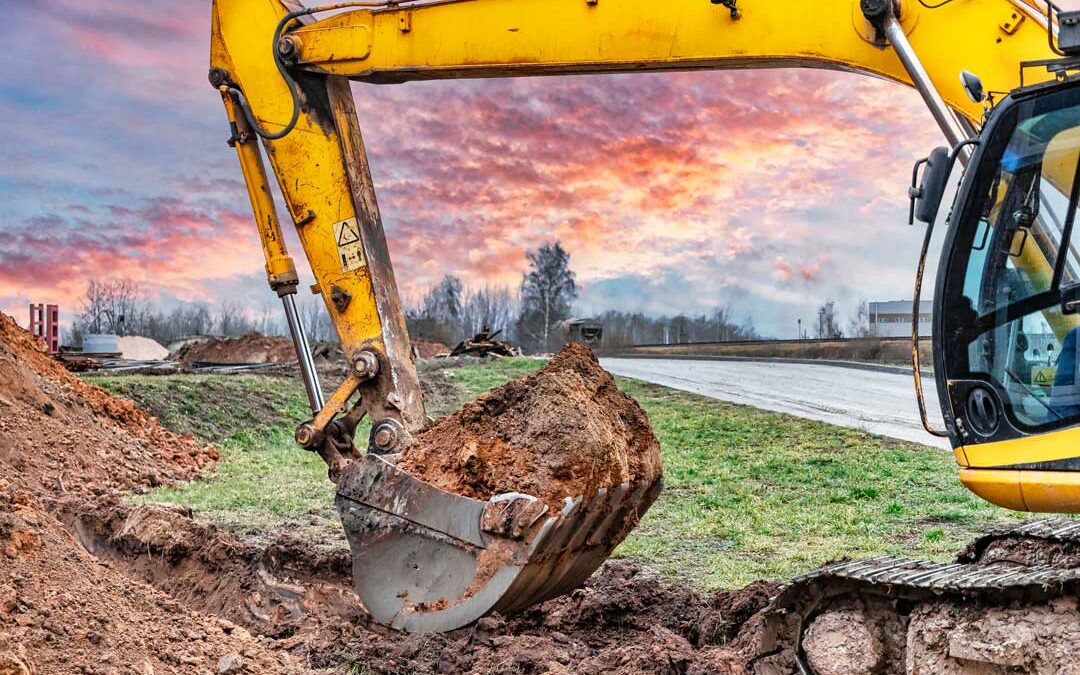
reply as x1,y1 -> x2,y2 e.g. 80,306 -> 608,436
88,374 -> 341,544
90,359 -> 1035,588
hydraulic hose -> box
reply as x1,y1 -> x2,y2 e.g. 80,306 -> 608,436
231,2 -> 410,140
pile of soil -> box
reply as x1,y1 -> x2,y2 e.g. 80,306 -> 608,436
174,333 -> 298,366
398,342 -> 662,512
117,335 -> 169,360
0,313 -> 218,496
0,482 -> 308,674
413,339 -> 451,359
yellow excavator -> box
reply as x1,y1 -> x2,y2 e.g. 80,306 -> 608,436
211,0 -> 1080,660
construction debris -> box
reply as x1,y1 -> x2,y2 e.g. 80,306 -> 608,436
448,327 -> 521,358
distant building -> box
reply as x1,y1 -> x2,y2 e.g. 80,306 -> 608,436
869,300 -> 933,338
29,303 -> 59,354
561,318 -> 603,348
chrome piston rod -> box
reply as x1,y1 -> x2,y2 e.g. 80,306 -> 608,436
281,292 -> 326,414
884,16 -> 970,153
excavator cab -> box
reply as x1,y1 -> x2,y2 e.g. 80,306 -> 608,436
930,73 -> 1080,512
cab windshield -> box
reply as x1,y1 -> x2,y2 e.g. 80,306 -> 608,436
945,86 -> 1080,432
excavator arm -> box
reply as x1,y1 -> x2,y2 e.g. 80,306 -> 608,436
209,0 -> 1072,635
210,0 -> 1056,468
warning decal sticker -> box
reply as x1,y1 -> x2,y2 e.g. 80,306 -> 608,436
1033,366 -> 1057,388
333,217 -> 366,272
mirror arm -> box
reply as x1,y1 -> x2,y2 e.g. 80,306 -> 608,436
908,157 -> 930,226
950,139 -> 982,165
909,137 -> 981,438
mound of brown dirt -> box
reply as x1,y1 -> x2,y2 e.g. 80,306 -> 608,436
412,339 -> 450,359
0,313 -> 217,496
0,483 -> 309,674
397,342 -> 662,512
57,497 -> 777,674
175,333 -> 297,366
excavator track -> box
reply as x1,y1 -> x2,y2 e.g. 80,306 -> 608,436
958,518 -> 1080,567
751,520 -> 1080,674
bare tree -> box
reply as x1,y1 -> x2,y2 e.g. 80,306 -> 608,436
517,242 -> 577,353
816,300 -> 843,339
300,295 -> 337,343
217,301 -> 246,337
76,279 -> 145,336
595,308 -> 760,350
848,299 -> 871,338
462,286 -> 518,340
407,275 -> 466,345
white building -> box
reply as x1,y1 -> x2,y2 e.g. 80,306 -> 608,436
869,300 -> 932,338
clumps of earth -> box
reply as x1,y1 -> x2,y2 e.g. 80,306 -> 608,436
398,342 -> 662,513
0,312 -> 218,496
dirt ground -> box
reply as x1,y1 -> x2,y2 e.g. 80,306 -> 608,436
0,313 -> 218,496
9,314 -> 1080,674
173,334 -> 452,368
174,334 -> 299,366
413,339 -> 451,359
0,315 -> 771,674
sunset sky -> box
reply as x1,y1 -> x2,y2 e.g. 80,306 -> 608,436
2,0 -> 966,338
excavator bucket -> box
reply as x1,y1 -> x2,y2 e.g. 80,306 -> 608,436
335,453 -> 662,633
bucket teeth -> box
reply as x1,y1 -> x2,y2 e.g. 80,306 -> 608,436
335,454 -> 662,633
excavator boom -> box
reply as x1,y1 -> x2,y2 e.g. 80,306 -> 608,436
209,0 -> 1080,641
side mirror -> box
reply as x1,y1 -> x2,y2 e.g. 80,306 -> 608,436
909,147 -> 951,225
960,70 -> 985,104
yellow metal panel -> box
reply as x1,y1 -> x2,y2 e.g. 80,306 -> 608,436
960,423 -> 1080,468
1020,470 -> 1080,512
290,0 -> 1058,124
211,0 -> 384,351
962,468 -> 1080,513
959,468 -> 1027,510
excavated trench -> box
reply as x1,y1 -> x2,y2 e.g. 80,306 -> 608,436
56,497 -> 1080,674
53,495 -> 778,674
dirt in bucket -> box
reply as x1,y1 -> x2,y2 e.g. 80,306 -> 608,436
396,342 -> 662,513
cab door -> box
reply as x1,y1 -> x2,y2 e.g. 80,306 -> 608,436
934,82 -> 1080,511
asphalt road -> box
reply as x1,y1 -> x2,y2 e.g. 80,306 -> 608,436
600,357 -> 950,449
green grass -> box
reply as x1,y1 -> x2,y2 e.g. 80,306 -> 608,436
87,374 -> 342,543
89,359 -> 1038,588
609,378 -> 1032,588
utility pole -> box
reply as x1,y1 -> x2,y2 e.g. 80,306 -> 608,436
797,318 -> 802,341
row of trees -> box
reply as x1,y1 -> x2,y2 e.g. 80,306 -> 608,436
406,242 -> 578,353
70,279 -> 335,348
405,243 -> 768,352
72,244 -> 871,353
596,307 -> 760,348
